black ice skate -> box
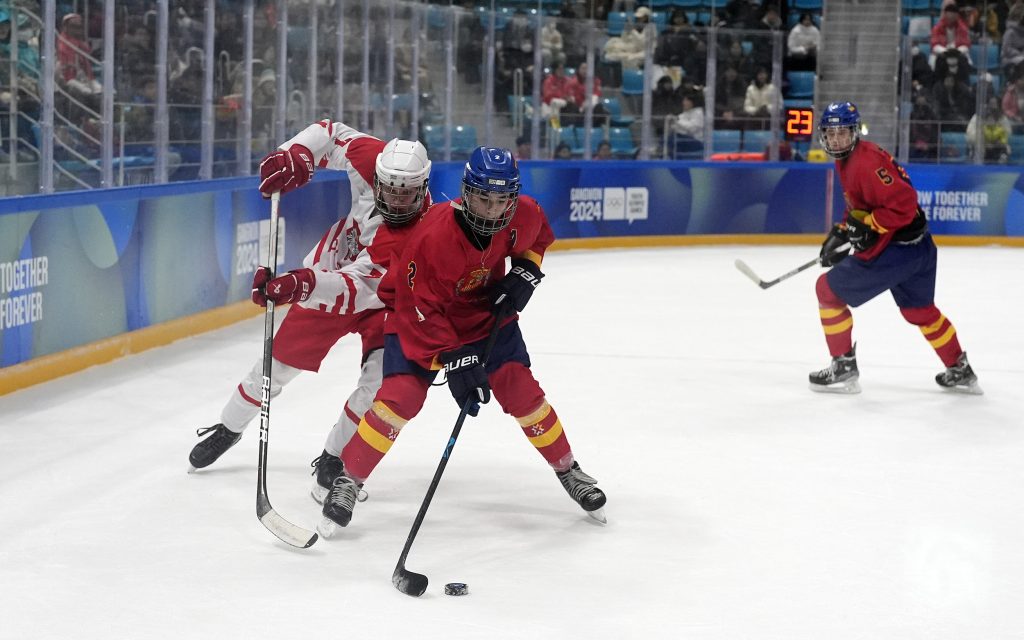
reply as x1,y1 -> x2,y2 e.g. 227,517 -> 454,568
557,462 -> 607,524
808,346 -> 860,394
935,352 -> 983,395
317,474 -> 362,538
188,424 -> 242,472
310,450 -> 344,505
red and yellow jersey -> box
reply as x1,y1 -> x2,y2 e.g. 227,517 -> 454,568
387,195 -> 554,370
836,139 -> 921,261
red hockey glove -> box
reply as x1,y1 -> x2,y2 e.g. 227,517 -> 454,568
819,224 -> 850,267
439,346 -> 490,417
251,267 -> 315,307
490,258 -> 544,316
258,144 -> 314,197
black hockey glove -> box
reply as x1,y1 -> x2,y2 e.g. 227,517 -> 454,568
491,258 -> 544,316
819,224 -> 850,267
439,346 -> 491,417
846,214 -> 880,253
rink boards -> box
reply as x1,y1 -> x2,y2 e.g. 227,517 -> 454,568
1,160 -> 1022,391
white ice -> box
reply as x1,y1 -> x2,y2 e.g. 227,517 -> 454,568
2,245 -> 1023,640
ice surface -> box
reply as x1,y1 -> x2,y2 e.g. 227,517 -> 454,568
1,245 -> 1022,639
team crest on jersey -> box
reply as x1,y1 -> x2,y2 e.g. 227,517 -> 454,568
342,226 -> 362,262
457,267 -> 491,295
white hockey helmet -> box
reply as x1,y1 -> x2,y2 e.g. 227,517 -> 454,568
374,139 -> 431,226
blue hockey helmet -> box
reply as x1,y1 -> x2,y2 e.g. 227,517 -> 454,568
818,101 -> 861,159
460,146 -> 521,235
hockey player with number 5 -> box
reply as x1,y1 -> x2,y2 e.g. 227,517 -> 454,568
188,120 -> 433,505
810,101 -> 981,394
317,146 -> 607,536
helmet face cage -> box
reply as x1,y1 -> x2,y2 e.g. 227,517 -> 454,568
818,101 -> 861,159
460,181 -> 520,235
373,175 -> 428,226
460,146 -> 521,236
374,139 -> 431,226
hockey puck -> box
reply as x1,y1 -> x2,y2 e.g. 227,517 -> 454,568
444,582 -> 469,596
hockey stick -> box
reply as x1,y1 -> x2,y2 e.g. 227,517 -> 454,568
256,191 -> 318,549
734,244 -> 850,290
392,314 -> 506,597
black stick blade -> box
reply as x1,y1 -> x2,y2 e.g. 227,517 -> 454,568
393,567 -> 428,597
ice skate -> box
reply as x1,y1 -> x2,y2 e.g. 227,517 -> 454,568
556,462 -> 607,524
809,346 -> 860,394
935,352 -> 983,395
317,474 -> 362,538
188,424 -> 242,472
310,450 -> 344,505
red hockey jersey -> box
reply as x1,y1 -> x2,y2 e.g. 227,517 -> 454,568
386,195 -> 554,370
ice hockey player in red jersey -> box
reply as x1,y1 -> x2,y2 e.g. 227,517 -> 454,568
188,120 -> 433,505
810,101 -> 981,394
317,146 -> 607,536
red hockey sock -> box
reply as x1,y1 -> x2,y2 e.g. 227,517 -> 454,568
816,274 -> 853,356
341,374 -> 428,483
516,401 -> 573,472
901,305 -> 963,367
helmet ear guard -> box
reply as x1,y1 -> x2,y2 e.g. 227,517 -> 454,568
374,139 -> 431,225
818,101 -> 861,159
460,146 -> 521,236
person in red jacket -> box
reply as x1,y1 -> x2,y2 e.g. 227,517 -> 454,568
317,146 -> 607,536
930,4 -> 972,66
810,102 -> 981,395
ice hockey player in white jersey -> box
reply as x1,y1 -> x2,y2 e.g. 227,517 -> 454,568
188,120 -> 432,506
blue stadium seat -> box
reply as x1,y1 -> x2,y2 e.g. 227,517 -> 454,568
621,68 -> 645,96
712,129 -> 742,153
939,131 -> 968,163
420,124 -> 444,152
609,127 -> 638,157
970,43 -> 1001,71
452,125 -> 478,156
783,98 -> 813,109
651,11 -> 668,33
786,71 -> 816,99
743,130 -> 773,153
792,0 -> 823,9
648,0 -> 673,8
607,11 -> 627,36
601,97 -> 635,127
901,0 -> 930,10
1009,134 -> 1024,163
672,134 -> 704,160
672,0 -> 702,7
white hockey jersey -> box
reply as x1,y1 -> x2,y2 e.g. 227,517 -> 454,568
278,120 -> 390,315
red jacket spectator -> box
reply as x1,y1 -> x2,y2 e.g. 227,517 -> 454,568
542,64 -> 573,105
930,7 -> 971,52
56,13 -> 94,83
565,62 -> 602,106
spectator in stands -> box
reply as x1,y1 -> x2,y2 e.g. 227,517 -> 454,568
654,9 -> 700,87
723,0 -> 763,29
930,4 -> 973,68
1000,4 -> 1024,79
1001,72 -> 1024,132
750,4 -> 784,70
786,12 -> 819,72
456,0 -> 483,84
56,13 -> 101,106
743,67 -> 776,129
558,5 -> 589,68
595,140 -> 613,160
935,48 -> 972,85
502,8 -> 535,73
672,92 -> 705,142
715,65 -> 748,131
603,6 -> 649,70
541,62 -> 573,127
0,8 -> 41,157
931,73 -> 975,132
554,141 -> 573,159
911,44 -> 936,92
967,95 -> 1012,161
909,89 -> 940,161
652,75 -> 682,134
515,135 -> 532,160
541,19 -> 566,68
720,38 -> 758,83
565,61 -> 609,127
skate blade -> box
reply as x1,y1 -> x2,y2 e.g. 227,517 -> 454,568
187,465 -> 197,474
940,382 -> 984,396
316,517 -> 348,539
310,482 -> 327,505
809,379 -> 861,394
585,507 -> 608,525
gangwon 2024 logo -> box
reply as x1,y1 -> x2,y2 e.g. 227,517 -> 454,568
568,187 -> 649,224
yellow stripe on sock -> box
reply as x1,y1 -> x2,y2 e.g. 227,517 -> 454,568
516,401 -> 552,427
928,325 -> 957,348
527,420 -> 564,448
920,315 -> 947,335
370,400 -> 408,429
356,418 -> 394,454
823,317 -> 853,335
819,306 -> 848,319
